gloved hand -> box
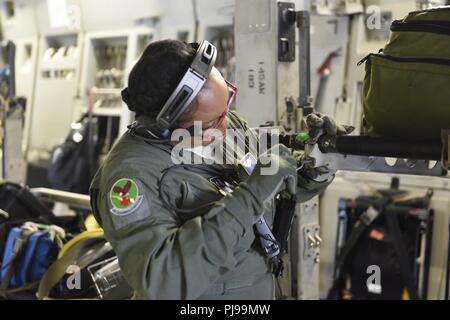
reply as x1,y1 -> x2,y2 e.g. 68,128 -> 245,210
304,113 -> 354,141
243,144 -> 298,220
300,113 -> 354,181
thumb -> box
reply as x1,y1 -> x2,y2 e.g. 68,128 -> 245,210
337,124 -> 355,136
344,125 -> 356,134
285,175 -> 297,195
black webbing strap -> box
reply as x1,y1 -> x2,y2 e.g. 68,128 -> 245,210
272,196 -> 298,277
333,207 -> 380,281
385,208 -> 419,300
327,206 -> 381,300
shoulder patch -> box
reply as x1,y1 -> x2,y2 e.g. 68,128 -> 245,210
110,178 -> 144,216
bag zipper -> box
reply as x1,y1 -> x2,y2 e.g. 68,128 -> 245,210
391,20 -> 450,35
358,53 -> 450,67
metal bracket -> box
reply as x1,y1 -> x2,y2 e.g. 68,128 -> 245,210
278,2 -> 296,62
303,224 -> 321,263
305,143 -> 448,178
290,197 -> 320,300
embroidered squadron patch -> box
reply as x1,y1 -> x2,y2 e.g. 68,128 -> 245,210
110,178 -> 144,216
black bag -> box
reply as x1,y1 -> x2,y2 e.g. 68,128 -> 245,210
0,182 -> 82,262
0,182 -> 83,300
361,6 -> 450,142
0,182 -> 56,225
48,115 -> 99,195
0,181 -> 81,227
328,179 -> 434,300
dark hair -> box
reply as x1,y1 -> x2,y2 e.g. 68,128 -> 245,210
121,40 -> 197,118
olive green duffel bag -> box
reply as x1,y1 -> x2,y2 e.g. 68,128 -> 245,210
361,6 -> 450,142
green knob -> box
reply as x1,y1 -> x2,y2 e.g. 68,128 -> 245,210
296,132 -> 310,143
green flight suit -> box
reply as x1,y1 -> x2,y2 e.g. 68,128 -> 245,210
89,112 -> 332,300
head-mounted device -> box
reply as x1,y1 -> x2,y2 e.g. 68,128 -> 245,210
140,40 -> 217,139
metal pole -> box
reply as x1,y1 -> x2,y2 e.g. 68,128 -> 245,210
297,11 -> 312,109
